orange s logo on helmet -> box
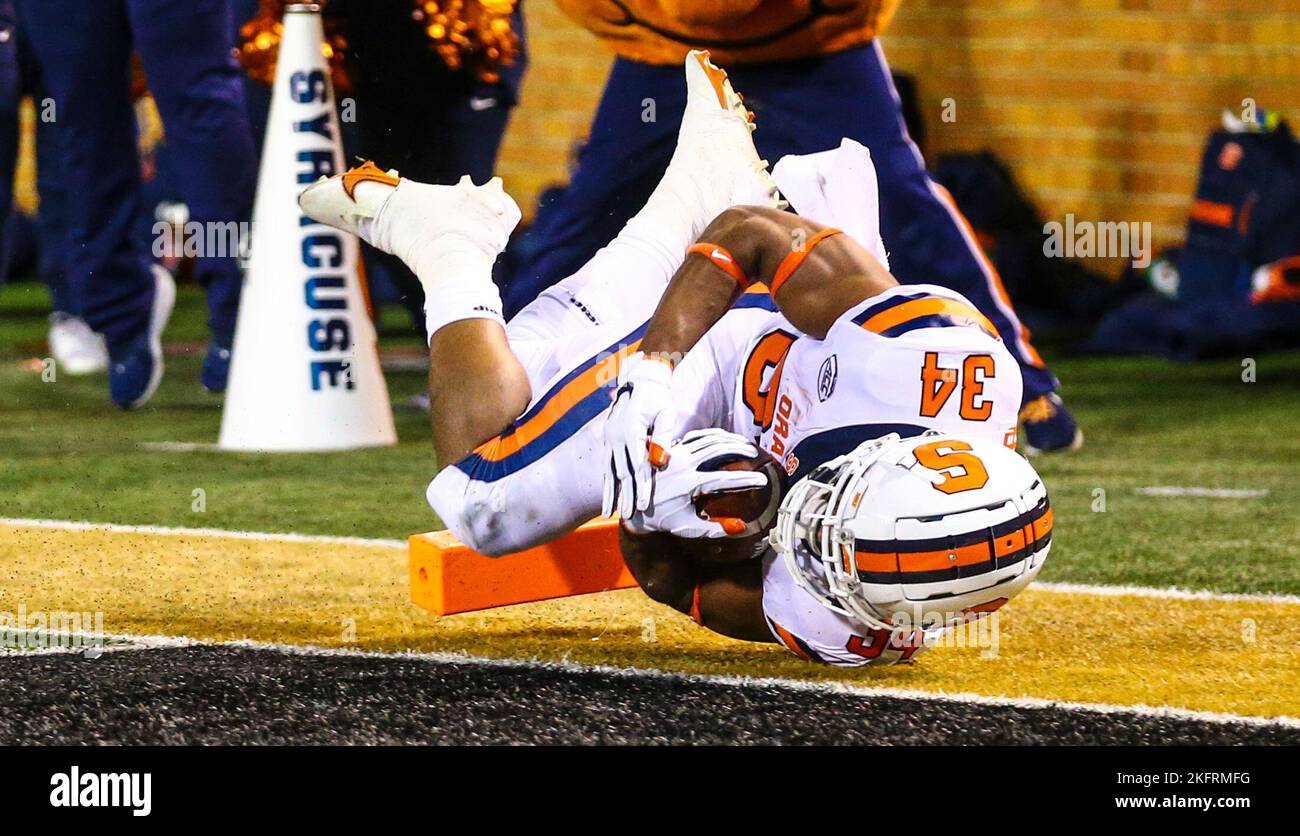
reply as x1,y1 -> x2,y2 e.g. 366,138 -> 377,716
914,439 -> 989,494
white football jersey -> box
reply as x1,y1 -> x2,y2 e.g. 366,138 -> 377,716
431,278 -> 1024,666
671,283 -> 1023,666
674,283 -> 1021,482
760,551 -> 936,666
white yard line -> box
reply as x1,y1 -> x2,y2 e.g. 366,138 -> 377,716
0,633 -> 196,657
14,630 -> 1299,730
4,516 -> 1298,605
0,517 -> 405,549
1032,581 -> 1300,606
1136,486 -> 1269,499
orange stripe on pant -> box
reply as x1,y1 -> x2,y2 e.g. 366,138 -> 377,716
770,621 -> 813,662
471,339 -> 640,464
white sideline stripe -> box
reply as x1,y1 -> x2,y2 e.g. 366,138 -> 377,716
4,517 -> 1298,605
1033,581 -> 1300,606
28,630 -> 1300,731
0,518 -> 406,549
1136,486 -> 1269,499
1,634 -> 196,657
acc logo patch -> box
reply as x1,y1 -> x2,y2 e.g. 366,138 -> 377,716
817,354 -> 838,402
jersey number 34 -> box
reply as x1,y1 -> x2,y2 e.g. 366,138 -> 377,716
919,352 -> 994,421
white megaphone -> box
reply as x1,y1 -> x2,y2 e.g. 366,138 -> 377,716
219,2 -> 396,451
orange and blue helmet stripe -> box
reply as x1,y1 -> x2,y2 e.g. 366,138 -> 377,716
853,493 -> 1052,585
857,494 -> 1050,585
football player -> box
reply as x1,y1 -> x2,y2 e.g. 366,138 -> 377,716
299,52 -> 1052,665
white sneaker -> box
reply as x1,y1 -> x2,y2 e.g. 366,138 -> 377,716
663,51 -> 781,229
297,160 -> 401,243
298,161 -> 521,265
48,313 -> 108,375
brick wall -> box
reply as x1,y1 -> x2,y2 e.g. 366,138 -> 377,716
495,2 -> 611,219
883,0 -> 1300,274
499,1 -> 1300,275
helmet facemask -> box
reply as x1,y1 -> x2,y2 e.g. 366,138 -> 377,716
769,431 -> 1052,638
769,433 -> 903,631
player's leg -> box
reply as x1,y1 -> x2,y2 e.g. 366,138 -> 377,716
425,320 -> 634,555
426,320 -> 532,467
346,4 -> 518,343
500,57 -> 679,318
507,51 -> 779,357
19,0 -> 171,408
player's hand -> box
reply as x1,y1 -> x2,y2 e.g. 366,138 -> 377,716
602,352 -> 677,517
623,429 -> 769,539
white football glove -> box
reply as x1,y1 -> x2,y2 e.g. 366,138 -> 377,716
602,351 -> 677,517
622,429 -> 770,539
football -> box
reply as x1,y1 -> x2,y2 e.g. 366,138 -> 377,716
682,447 -> 785,563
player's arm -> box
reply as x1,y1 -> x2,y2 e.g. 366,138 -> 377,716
603,205 -> 898,516
641,204 -> 897,355
617,527 -> 774,643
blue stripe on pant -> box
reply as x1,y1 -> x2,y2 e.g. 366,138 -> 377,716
18,0 -> 255,347
503,43 -> 1057,403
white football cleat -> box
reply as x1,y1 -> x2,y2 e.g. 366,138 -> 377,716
298,162 -> 521,265
668,51 -> 781,223
48,313 -> 108,375
297,160 -> 401,246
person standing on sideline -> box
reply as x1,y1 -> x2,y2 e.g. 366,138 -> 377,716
329,0 -> 526,342
19,0 -> 256,407
0,3 -> 107,375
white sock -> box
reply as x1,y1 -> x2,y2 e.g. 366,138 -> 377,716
624,165 -> 706,268
369,183 -> 508,343
409,237 -> 504,341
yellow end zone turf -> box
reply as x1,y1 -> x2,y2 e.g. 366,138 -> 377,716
3,521 -> 1298,719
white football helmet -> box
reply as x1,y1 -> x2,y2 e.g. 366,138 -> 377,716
769,432 -> 1052,633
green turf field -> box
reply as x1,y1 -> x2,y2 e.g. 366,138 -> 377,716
3,280 -> 1298,595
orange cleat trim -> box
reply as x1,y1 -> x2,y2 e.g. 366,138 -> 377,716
341,160 -> 400,201
692,51 -> 731,110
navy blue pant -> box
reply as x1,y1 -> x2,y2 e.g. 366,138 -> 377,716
505,43 -> 1057,402
338,0 -> 526,340
19,0 -> 255,347
0,3 -> 72,312
0,1 -> 24,288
